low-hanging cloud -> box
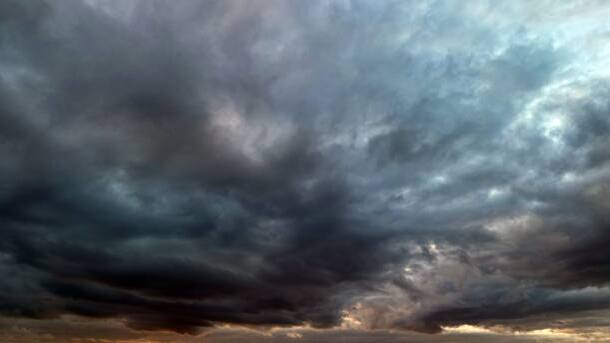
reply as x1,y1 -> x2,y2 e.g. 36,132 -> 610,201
1,0 -> 610,340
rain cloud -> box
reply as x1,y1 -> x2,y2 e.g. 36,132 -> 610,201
1,0 -> 610,341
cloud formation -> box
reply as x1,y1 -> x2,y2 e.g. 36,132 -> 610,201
1,0 -> 610,340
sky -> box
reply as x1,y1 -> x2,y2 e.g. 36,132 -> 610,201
1,0 -> 610,342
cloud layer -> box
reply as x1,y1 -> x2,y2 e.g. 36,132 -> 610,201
1,0 -> 610,340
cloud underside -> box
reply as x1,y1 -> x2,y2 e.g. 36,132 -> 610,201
1,0 -> 610,340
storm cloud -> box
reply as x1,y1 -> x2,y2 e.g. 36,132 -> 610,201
1,0 -> 610,341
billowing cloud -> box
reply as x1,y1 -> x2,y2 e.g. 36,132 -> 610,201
1,0 -> 610,341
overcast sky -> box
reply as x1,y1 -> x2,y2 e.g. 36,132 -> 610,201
2,1 -> 610,342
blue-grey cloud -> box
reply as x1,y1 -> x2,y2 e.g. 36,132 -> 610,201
1,0 -> 610,340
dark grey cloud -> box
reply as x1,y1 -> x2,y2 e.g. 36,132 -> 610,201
1,0 -> 610,341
